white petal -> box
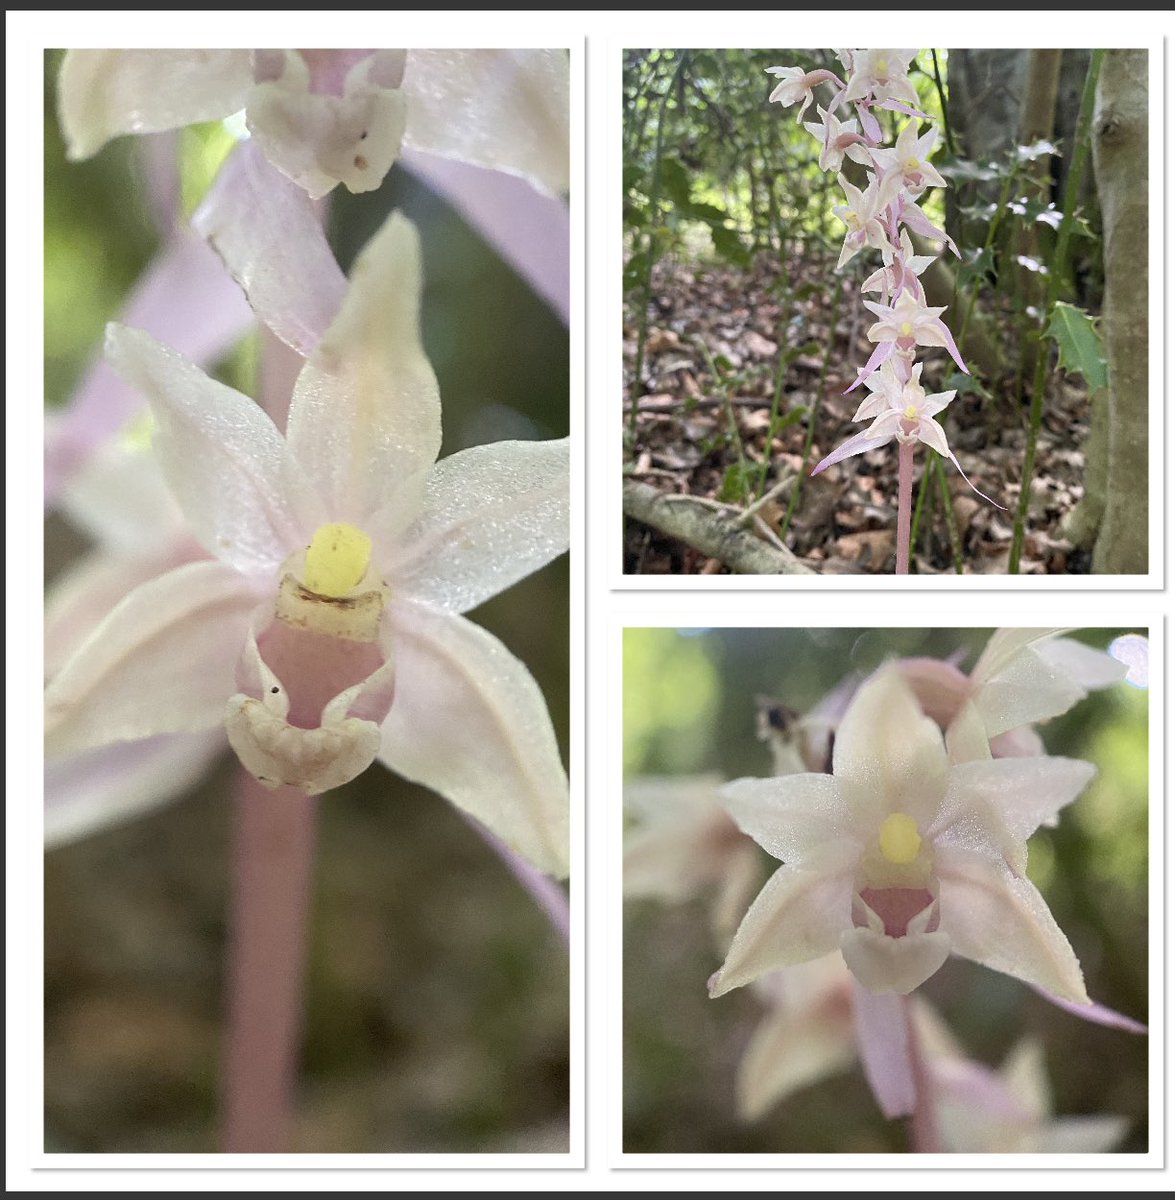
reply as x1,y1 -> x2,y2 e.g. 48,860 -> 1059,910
933,756 -> 1096,874
403,50 -> 569,196
832,667 -> 948,829
390,437 -> 569,613
45,560 -> 257,756
1032,1115 -> 1131,1153
45,731 -> 224,848
104,324 -> 305,576
377,600 -> 568,877
285,213 -> 441,535
936,846 -> 1088,1003
975,639 -> 1093,737
721,774 -> 855,865
709,852 -> 857,997
58,49 -> 252,160
971,627 -> 1068,686
736,1002 -> 856,1120
840,924 -> 951,994
45,546 -> 192,678
943,700 -> 992,765
246,51 -> 408,199
192,141 -> 347,357
1037,637 -> 1129,691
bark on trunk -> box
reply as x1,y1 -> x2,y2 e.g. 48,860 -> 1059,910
1091,50 -> 1148,574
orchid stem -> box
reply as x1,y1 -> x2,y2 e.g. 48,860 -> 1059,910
905,997 -> 941,1153
222,770 -> 318,1153
896,441 -> 915,574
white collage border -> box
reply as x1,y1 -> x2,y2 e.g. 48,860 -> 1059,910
7,8 -> 1173,1192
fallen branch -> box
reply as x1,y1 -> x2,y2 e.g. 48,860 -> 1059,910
623,480 -> 817,575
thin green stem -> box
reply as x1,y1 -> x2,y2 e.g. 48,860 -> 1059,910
697,339 -> 751,503
755,272 -> 793,500
934,455 -> 965,574
780,279 -> 845,541
629,52 -> 686,443
930,50 -> 957,157
1010,49 -> 1104,573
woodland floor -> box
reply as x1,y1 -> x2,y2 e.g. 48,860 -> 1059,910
622,252 -> 1094,576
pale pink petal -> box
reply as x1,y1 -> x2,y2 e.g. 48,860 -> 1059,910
936,846 -> 1088,1003
284,212 -> 442,533
833,668 -> 948,829
377,600 -> 569,878
105,324 -> 305,576
45,545 -> 198,679
45,560 -> 258,757
737,1002 -> 857,1120
387,437 -> 569,614
402,149 -> 569,325
1030,985 -> 1147,1034
811,429 -> 894,475
897,656 -> 972,728
721,774 -> 856,864
708,852 -> 857,997
45,731 -> 225,848
193,141 -> 346,357
403,50 -> 569,196
58,49 -> 252,160
852,982 -> 915,1118
45,231 -> 255,507
933,756 -> 1096,874
843,339 -> 896,392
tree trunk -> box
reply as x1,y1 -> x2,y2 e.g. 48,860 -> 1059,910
1091,50 -> 1149,574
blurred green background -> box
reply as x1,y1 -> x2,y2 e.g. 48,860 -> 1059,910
623,627 -> 1148,1153
44,51 -> 569,1152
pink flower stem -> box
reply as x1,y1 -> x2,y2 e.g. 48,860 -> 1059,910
896,440 -> 915,575
221,769 -> 319,1152
905,996 -> 940,1153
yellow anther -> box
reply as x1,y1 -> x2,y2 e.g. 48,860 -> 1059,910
303,522 -> 372,598
879,813 -> 922,865
905,157 -> 921,172
876,57 -> 890,77
899,320 -> 914,337
903,403 -> 919,421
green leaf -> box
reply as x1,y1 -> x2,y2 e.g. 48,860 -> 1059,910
1045,302 -> 1108,391
771,406 -> 810,434
943,371 -> 992,401
709,222 -> 749,266
718,462 -> 755,503
656,157 -> 694,211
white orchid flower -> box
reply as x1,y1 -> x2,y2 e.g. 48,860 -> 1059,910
765,64 -> 841,123
929,1037 -> 1130,1153
44,211 -> 570,876
803,106 -> 870,173
709,667 -> 1095,1002
58,48 -> 570,199
624,775 -> 765,941
871,120 -> 946,194
842,49 -> 921,109
833,171 -> 902,269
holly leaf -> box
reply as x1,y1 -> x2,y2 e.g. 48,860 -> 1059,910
1045,302 -> 1108,391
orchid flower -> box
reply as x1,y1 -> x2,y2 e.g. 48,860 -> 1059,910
928,1036 -> 1130,1153
765,65 -> 841,123
871,120 -> 946,194
44,211 -> 570,876
624,775 -> 765,940
803,106 -> 869,174
58,48 -> 570,199
833,172 -> 901,269
895,190 -> 960,257
899,628 -> 1131,762
849,289 -> 968,385
708,666 -> 1095,1002
813,361 -> 998,503
861,229 -> 936,303
735,955 -> 858,1121
842,49 -> 920,109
